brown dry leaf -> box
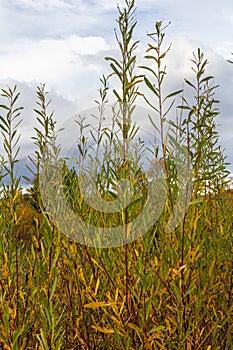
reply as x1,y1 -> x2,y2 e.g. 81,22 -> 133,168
92,325 -> 114,334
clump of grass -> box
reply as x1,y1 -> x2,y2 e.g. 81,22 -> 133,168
0,1 -> 232,349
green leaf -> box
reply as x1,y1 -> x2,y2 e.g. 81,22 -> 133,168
177,105 -> 191,110
148,325 -> 165,334
105,56 -> 122,70
184,79 -> 197,90
139,65 -> 158,79
144,55 -> 158,62
125,55 -> 136,72
113,89 -> 122,102
144,77 -> 159,97
200,76 -> 214,84
110,63 -> 122,81
143,96 -> 159,113
0,104 -> 10,110
163,89 -> 183,102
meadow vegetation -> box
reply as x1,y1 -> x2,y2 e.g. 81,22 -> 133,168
0,1 -> 233,349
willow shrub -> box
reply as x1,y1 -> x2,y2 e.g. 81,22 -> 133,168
0,1 -> 232,349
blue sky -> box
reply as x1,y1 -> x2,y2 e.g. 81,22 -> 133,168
0,0 -> 233,174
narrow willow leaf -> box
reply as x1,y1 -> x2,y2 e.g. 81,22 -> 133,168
148,325 -> 165,334
184,79 -> 197,90
113,89 -> 122,102
144,77 -> 159,97
92,325 -> 115,334
0,104 -> 10,110
105,56 -> 122,70
83,301 -> 115,309
109,63 -> 123,81
163,89 -> 183,102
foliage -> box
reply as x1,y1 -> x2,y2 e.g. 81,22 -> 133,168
0,1 -> 232,349
177,49 -> 230,196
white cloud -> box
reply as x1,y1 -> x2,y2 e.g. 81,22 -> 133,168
0,35 -> 109,101
9,0 -> 77,11
0,0 -> 232,171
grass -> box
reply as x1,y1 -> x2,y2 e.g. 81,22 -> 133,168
0,1 -> 232,349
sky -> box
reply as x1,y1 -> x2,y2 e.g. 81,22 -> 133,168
0,0 -> 233,183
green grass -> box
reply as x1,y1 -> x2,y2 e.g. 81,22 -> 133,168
0,1 -> 232,349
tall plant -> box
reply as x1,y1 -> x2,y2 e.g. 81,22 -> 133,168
140,21 -> 185,232
29,84 -> 64,349
105,0 -> 145,325
179,48 -> 229,196
0,86 -> 29,347
105,0 -> 143,159
0,86 -> 23,200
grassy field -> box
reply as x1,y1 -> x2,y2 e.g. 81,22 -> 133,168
0,1 -> 233,349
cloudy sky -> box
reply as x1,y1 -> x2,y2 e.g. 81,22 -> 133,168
0,0 -> 233,179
